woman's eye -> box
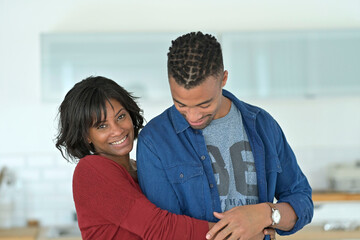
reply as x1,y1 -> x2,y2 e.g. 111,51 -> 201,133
97,124 -> 106,129
117,113 -> 126,120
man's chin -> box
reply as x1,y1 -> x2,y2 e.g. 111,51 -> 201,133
190,124 -> 205,130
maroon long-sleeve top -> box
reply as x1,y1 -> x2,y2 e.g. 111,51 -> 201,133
73,155 -> 209,239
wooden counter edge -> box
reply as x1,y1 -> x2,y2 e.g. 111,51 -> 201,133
312,192 -> 360,201
0,226 -> 39,240
277,225 -> 360,240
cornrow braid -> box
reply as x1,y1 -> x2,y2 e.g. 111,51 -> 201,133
167,31 -> 224,89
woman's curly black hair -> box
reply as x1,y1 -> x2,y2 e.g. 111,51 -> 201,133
55,76 -> 144,163
167,31 -> 224,89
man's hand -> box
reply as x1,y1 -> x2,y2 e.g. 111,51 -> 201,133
263,228 -> 276,240
250,228 -> 276,240
208,228 -> 276,240
206,203 -> 272,240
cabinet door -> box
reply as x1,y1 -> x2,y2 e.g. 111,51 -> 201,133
41,33 -> 181,102
307,31 -> 360,96
222,30 -> 360,99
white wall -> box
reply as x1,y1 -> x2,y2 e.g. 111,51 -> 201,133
1,0 -> 360,227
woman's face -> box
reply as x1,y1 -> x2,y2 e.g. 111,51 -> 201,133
87,98 -> 134,164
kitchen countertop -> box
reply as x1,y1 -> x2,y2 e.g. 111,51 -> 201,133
1,224 -> 360,240
0,226 -> 81,240
0,227 -> 39,240
37,226 -> 81,240
277,224 -> 360,240
312,191 -> 360,201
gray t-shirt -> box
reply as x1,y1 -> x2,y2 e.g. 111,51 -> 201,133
202,102 -> 259,212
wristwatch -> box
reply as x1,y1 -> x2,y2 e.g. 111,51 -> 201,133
266,202 -> 281,226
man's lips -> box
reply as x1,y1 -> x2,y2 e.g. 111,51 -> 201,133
188,119 -> 205,126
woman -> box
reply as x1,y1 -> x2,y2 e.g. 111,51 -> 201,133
55,76 -> 275,240
55,76 -> 210,239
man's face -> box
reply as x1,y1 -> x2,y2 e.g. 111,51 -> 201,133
169,71 -> 229,130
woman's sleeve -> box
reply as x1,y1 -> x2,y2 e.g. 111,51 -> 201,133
73,157 -> 209,240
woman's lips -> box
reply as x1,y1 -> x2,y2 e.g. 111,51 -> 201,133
110,135 -> 127,145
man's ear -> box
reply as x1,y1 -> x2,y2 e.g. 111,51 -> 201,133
221,70 -> 228,88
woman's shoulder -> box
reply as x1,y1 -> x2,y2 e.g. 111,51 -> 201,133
78,155 -> 120,167
75,155 -> 128,179
73,155 -> 142,198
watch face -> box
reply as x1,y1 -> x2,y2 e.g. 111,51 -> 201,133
273,209 -> 281,224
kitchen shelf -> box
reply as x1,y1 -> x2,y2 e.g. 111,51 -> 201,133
312,191 -> 360,201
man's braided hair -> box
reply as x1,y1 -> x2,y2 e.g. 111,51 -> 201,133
167,31 -> 224,89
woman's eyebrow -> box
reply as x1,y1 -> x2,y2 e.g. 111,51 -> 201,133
114,108 -> 125,117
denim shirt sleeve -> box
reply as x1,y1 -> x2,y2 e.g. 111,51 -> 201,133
270,119 -> 314,235
136,135 -> 182,215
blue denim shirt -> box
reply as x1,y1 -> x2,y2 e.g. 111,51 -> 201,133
137,89 -> 313,236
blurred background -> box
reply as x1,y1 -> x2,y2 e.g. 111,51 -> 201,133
0,0 -> 360,239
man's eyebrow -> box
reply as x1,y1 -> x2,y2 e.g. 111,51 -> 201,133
173,98 -> 213,106
173,98 -> 184,105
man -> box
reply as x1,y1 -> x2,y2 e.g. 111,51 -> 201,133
137,31 -> 313,239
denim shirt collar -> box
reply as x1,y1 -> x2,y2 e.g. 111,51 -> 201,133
169,89 -> 260,134
170,105 -> 189,133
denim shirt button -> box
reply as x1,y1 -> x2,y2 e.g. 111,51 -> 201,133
201,155 -> 206,160
209,183 -> 214,188
179,173 -> 184,178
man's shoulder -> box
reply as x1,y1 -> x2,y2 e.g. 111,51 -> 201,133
225,91 -> 279,133
228,93 -> 273,122
241,100 -> 277,126
139,106 -> 174,136
224,89 -> 265,116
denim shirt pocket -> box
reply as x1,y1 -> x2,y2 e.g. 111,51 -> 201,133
166,164 -> 205,219
167,164 -> 204,183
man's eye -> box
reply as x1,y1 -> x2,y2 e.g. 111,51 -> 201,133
178,104 -> 185,108
200,104 -> 210,109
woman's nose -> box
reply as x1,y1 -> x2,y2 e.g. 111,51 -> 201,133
110,123 -> 124,135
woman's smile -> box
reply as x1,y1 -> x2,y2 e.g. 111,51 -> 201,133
110,135 -> 128,145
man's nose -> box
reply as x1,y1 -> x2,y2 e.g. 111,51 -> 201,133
186,108 -> 202,122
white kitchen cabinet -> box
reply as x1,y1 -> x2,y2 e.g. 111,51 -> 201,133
41,30 -> 360,104
222,30 -> 360,99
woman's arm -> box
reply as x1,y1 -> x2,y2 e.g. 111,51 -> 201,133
74,155 -> 210,240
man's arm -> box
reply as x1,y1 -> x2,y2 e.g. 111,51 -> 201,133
272,119 -> 313,235
270,202 -> 297,231
205,202 -> 296,240
136,135 -> 182,214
